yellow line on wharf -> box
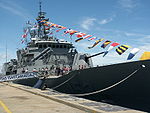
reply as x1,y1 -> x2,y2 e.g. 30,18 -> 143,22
0,100 -> 12,113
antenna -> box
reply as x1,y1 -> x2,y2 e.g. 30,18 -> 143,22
6,41 -> 7,63
39,0 -> 42,13
38,0 -> 46,18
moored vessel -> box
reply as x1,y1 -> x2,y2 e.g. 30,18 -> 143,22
1,2 -> 150,112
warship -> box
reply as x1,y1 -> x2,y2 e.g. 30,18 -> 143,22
1,2 -> 150,112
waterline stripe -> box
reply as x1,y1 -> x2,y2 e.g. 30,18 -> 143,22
0,100 -> 12,113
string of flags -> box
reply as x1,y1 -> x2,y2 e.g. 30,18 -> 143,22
103,42 -> 120,57
21,28 -> 29,43
21,18 -> 140,60
116,45 -> 130,55
101,40 -> 112,48
88,39 -> 104,49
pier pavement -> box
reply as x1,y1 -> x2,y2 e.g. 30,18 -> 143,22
0,83 -> 85,113
0,82 -> 146,113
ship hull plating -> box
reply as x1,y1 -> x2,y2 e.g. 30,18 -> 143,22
14,59 -> 150,111
45,59 -> 150,111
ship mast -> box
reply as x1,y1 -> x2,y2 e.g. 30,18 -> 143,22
39,1 -> 42,13
37,1 -> 49,40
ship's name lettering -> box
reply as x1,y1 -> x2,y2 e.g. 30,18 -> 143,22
0,73 -> 36,82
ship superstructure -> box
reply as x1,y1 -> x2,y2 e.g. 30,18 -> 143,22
2,3 -> 93,75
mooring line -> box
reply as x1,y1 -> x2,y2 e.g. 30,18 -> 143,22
70,68 -> 140,96
0,100 -> 12,113
52,71 -> 78,90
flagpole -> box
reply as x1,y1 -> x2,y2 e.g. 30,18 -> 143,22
6,41 -> 7,63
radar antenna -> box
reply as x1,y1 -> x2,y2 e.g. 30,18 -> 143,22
39,0 -> 42,13
37,0 -> 50,39
38,0 -> 46,19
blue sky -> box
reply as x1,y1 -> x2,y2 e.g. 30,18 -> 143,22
0,0 -> 150,71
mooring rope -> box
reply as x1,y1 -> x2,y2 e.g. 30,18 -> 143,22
49,65 -> 145,96
51,71 -> 78,90
69,68 -> 141,97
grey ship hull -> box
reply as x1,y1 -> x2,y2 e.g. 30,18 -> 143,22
14,59 -> 150,111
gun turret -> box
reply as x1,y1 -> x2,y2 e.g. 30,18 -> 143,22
85,51 -> 105,59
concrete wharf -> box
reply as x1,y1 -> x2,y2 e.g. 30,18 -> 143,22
0,83 -> 146,113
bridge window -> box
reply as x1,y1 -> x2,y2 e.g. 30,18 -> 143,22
52,45 -> 55,48
56,45 -> 59,48
39,45 -> 42,48
43,44 -> 47,48
48,44 -> 51,47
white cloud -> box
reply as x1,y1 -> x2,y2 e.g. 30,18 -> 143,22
118,0 -> 138,11
80,16 -> 115,30
124,32 -> 145,37
0,53 -> 6,73
138,37 -> 150,52
143,35 -> 150,40
139,44 -> 150,51
98,18 -> 113,25
137,35 -> 150,45
92,51 -> 130,66
0,65 -> 3,74
0,53 -> 6,59
74,41 -> 94,54
0,0 -> 32,20
80,17 -> 97,30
